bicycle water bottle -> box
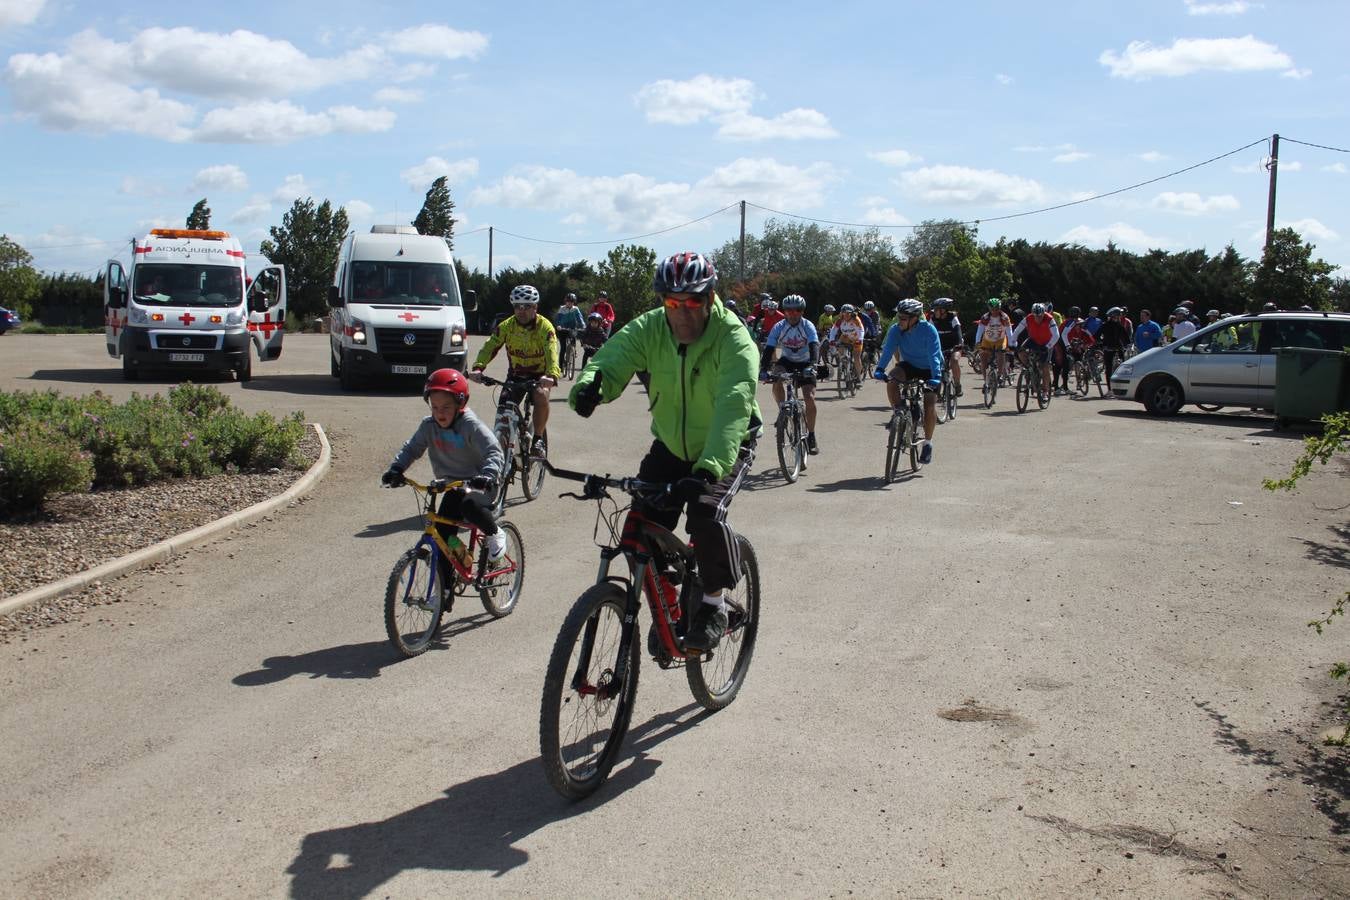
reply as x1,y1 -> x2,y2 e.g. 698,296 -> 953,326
657,572 -> 681,623
445,532 -> 471,569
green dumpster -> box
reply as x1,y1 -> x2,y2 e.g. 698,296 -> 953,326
1274,347 -> 1348,424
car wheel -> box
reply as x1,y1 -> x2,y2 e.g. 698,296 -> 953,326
1142,377 -> 1183,416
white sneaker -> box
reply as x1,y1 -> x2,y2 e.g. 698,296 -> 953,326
486,532 -> 508,566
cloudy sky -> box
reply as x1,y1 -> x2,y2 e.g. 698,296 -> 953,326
2,0 -> 1347,280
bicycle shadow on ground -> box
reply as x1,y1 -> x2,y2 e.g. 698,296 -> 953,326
285,704 -> 706,899
354,515 -> 423,539
232,617 -> 495,686
740,470 -> 791,492
807,474 -> 910,492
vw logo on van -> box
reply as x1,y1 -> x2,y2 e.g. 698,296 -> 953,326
182,337 -> 191,347
403,332 -> 417,346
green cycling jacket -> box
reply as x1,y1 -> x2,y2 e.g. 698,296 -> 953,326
569,295 -> 761,480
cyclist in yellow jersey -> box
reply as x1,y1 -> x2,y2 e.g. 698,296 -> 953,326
817,304 -> 836,335
470,284 -> 562,455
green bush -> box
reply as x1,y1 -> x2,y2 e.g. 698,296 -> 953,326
0,422 -> 94,515
0,385 -> 306,514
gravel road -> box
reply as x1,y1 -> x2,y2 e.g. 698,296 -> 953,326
0,333 -> 1347,897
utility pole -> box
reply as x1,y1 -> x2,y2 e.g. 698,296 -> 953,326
488,226 -> 494,282
738,200 -> 746,282
1264,133 -> 1280,257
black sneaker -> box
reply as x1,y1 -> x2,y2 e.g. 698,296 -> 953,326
955,384 -> 963,397
683,603 -> 728,652
806,432 -> 819,455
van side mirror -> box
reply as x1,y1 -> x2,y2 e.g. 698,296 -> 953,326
462,289 -> 477,312
108,286 -> 126,309
328,285 -> 343,308
249,293 -> 269,313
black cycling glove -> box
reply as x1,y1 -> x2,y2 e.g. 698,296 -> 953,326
381,467 -> 405,488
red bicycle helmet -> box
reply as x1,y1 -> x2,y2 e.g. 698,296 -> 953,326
423,367 -> 469,403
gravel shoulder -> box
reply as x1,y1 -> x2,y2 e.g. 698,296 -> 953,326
0,426 -> 321,638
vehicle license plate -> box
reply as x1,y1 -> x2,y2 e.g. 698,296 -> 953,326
392,365 -> 426,375
169,353 -> 205,363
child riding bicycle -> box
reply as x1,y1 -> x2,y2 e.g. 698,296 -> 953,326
382,368 -> 508,578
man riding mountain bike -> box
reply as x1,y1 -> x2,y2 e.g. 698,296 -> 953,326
470,284 -> 562,456
569,251 -> 761,653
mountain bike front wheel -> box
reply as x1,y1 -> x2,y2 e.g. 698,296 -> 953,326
521,432 -> 547,500
687,536 -> 761,711
384,546 -> 445,658
540,582 -> 640,801
884,410 -> 907,483
478,520 -> 525,617
1016,368 -> 1032,413
776,410 -> 803,483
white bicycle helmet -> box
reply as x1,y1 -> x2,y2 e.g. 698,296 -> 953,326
823,304 -> 836,313
509,284 -> 540,306
653,252 -> 717,295
895,298 -> 924,317
781,294 -> 806,310
863,300 -> 876,310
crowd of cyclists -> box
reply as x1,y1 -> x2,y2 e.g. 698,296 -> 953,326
382,250 -> 1222,652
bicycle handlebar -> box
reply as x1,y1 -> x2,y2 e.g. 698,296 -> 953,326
539,459 -> 671,500
474,373 -> 542,388
398,476 -> 466,494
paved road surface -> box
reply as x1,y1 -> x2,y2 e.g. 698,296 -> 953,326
1,333 -> 1347,897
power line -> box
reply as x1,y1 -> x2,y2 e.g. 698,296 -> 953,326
749,136 -> 1271,230
492,202 -> 740,246
1283,136 -> 1350,154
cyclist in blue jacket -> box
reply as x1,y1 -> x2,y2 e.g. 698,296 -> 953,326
875,298 -> 944,465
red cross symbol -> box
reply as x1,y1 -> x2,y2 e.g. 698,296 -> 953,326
249,312 -> 281,338
397,312 -> 419,322
178,312 -> 196,326
105,311 -> 121,336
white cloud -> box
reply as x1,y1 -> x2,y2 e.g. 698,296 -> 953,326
1137,151 -> 1168,162
716,108 -> 837,141
634,74 -> 756,124
698,158 -> 838,209
6,47 -> 195,139
383,24 -> 488,60
1268,218 -> 1339,243
272,174 -> 310,202
1052,150 -> 1092,163
400,156 -> 480,190
1151,191 -> 1240,215
869,149 -> 923,167
995,73 -> 1013,86
634,74 -> 835,141
374,86 -> 423,104
192,101 -> 395,143
860,206 -> 911,226
898,165 -> 1048,206
1185,0 -> 1252,14
1100,35 -> 1296,79
118,175 -> 173,197
1232,158 -> 1300,174
3,24 -> 483,142
1280,68 -> 1312,80
230,197 -> 272,223
0,0 -> 46,28
1061,222 -> 1171,251
469,157 -> 836,233
192,164 -> 248,193
1324,162 -> 1348,175
343,199 -> 375,221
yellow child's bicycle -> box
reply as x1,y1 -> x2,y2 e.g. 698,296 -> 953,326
384,477 -> 526,657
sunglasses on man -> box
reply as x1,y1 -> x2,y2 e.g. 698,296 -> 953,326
662,295 -> 707,311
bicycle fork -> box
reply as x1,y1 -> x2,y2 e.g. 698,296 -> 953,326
571,546 -> 642,700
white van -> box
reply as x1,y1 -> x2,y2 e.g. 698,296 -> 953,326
327,225 -> 476,390
103,228 -> 287,382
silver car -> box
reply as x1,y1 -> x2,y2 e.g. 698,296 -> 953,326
1109,311 -> 1350,415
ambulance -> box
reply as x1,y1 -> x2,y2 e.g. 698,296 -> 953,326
103,229 -> 286,382
327,225 -> 476,390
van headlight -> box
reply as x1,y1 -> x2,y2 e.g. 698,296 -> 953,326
226,310 -> 244,326
128,306 -> 148,325
449,323 -> 465,347
351,318 -> 368,345
1112,363 -> 1133,379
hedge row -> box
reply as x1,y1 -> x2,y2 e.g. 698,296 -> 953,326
0,383 -> 305,515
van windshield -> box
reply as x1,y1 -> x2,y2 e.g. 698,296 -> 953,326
351,262 -> 461,306
134,264 -> 243,308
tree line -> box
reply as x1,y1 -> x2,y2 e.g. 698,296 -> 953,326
6,177 -> 1348,335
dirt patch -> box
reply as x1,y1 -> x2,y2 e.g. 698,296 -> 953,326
938,699 -> 1023,724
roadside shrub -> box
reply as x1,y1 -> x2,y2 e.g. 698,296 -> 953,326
0,422 -> 94,515
0,386 -> 306,511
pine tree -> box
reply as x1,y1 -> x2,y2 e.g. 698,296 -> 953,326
412,177 -> 456,247
186,199 -> 211,230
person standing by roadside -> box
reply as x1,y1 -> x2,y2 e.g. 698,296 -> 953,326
1133,308 -> 1163,353
1097,307 -> 1132,379
1171,307 -> 1197,341
1083,306 -> 1103,337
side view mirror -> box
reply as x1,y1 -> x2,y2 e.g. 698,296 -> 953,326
107,286 -> 126,309
249,293 -> 269,313
462,289 -> 477,312
328,285 -> 343,308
